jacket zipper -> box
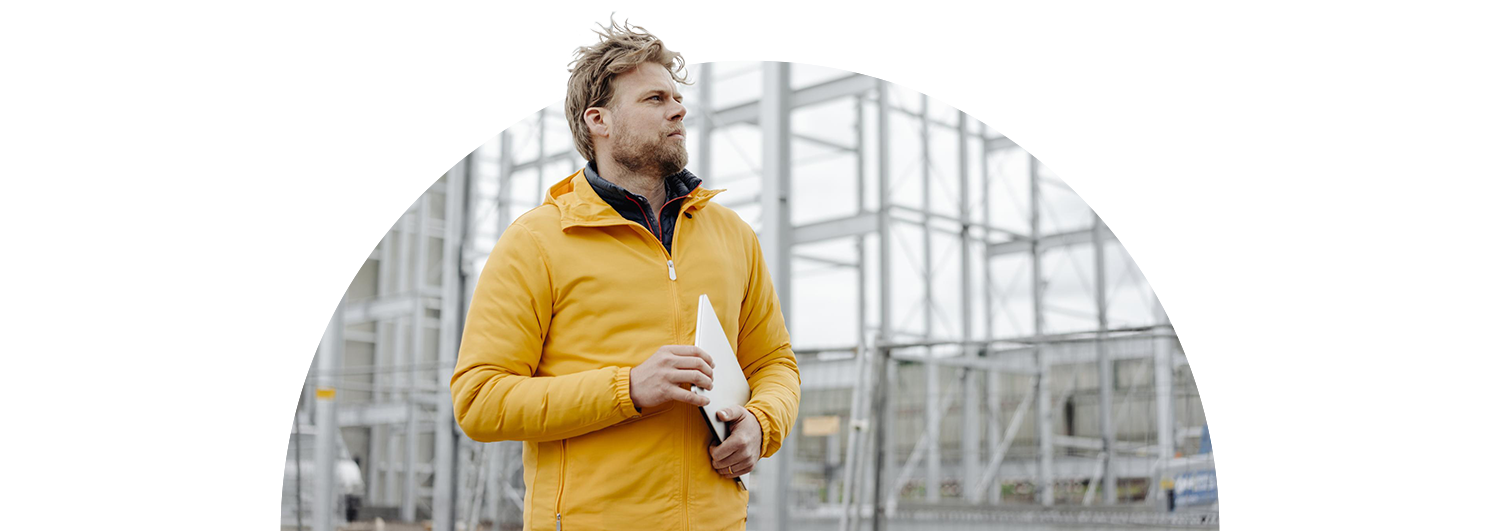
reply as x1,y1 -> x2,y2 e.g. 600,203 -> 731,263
621,194 -> 659,240
657,188 -> 696,281
606,205 -> 690,528
543,180 -> 710,530
668,199 -> 691,530
555,439 -> 567,530
654,193 -> 691,246
620,187 -> 695,258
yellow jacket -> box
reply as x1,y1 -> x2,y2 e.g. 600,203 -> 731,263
452,169 -> 802,530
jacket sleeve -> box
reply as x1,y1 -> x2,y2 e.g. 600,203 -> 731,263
450,222 -> 638,443
736,229 -> 802,459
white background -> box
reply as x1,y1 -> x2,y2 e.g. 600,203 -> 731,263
3,2 -> 1497,529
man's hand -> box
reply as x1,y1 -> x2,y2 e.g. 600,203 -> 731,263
709,406 -> 762,479
629,345 -> 715,409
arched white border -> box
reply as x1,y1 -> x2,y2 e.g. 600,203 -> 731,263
4,3 -> 1498,530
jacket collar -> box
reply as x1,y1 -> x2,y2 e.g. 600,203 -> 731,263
546,165 -> 724,231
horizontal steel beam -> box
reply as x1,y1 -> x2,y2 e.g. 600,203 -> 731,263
987,226 -> 1116,257
706,74 -> 878,127
511,149 -> 580,173
343,295 -> 441,326
794,252 -> 859,269
874,326 -> 1163,350
792,132 -> 856,153
1054,435 -> 1105,451
888,205 -> 1026,239
338,402 -> 409,426
866,457 -> 1164,486
793,211 -> 878,245
344,295 -> 417,324
884,346 -> 1163,374
985,135 -> 1018,152
996,455 -> 1158,480
1052,345 -> 1154,366
889,351 -> 1040,375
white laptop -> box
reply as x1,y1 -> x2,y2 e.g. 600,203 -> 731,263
691,294 -> 751,445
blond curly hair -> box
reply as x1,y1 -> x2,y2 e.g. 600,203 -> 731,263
566,18 -> 690,162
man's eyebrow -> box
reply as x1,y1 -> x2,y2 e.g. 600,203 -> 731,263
641,88 -> 683,99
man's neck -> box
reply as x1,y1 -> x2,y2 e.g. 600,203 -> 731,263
596,157 -> 667,213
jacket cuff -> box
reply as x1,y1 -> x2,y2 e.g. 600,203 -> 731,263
745,405 -> 777,458
612,366 -> 640,419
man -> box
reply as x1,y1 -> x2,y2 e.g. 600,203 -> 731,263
451,20 -> 801,531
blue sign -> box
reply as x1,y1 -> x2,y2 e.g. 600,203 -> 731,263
1173,470 -> 1218,506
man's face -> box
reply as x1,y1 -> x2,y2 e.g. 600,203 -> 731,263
601,62 -> 688,176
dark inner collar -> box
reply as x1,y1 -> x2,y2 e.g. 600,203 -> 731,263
584,161 -> 702,210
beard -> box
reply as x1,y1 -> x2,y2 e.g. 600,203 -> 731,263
611,126 -> 688,177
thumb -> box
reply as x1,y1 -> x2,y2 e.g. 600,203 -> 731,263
717,406 -> 744,422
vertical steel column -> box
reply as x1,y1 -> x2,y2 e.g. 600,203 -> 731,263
370,231 -> 394,504
498,131 -> 513,230
498,132 -> 516,528
433,159 -> 469,531
314,297 -> 345,531
838,93 -> 869,531
959,113 -> 982,505
696,63 -> 713,189
871,79 -> 893,531
1029,155 -> 1054,507
981,125 -> 1002,505
757,61 -> 793,531
919,94 -> 941,504
484,443 -> 502,528
535,113 -> 546,206
1093,214 -> 1117,504
296,406 -> 304,531
389,211 -> 412,509
490,136 -> 513,527
403,193 -> 431,521
1154,301 -> 1176,476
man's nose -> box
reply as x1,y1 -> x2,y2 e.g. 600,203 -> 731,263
668,99 -> 687,122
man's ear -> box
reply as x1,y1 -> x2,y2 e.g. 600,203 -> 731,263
584,107 -> 609,139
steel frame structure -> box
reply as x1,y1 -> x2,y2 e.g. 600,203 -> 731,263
289,61 -> 1212,531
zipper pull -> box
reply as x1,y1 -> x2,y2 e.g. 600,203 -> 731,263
667,260 -> 677,281
556,513 -> 562,531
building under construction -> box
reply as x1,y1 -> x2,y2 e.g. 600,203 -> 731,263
283,61 -> 1216,531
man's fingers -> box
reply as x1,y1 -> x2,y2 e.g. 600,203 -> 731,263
671,387 -> 709,407
710,437 -> 745,465
670,356 -> 714,379
717,457 -> 755,478
710,440 -> 736,463
663,345 -> 714,368
667,369 -> 712,390
686,345 -> 715,368
727,458 -> 755,477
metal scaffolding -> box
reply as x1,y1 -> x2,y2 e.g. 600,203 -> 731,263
285,61 -> 1215,531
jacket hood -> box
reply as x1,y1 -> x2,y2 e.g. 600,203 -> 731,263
544,168 -> 725,231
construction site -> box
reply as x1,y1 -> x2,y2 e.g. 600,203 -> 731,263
283,61 -> 1216,531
